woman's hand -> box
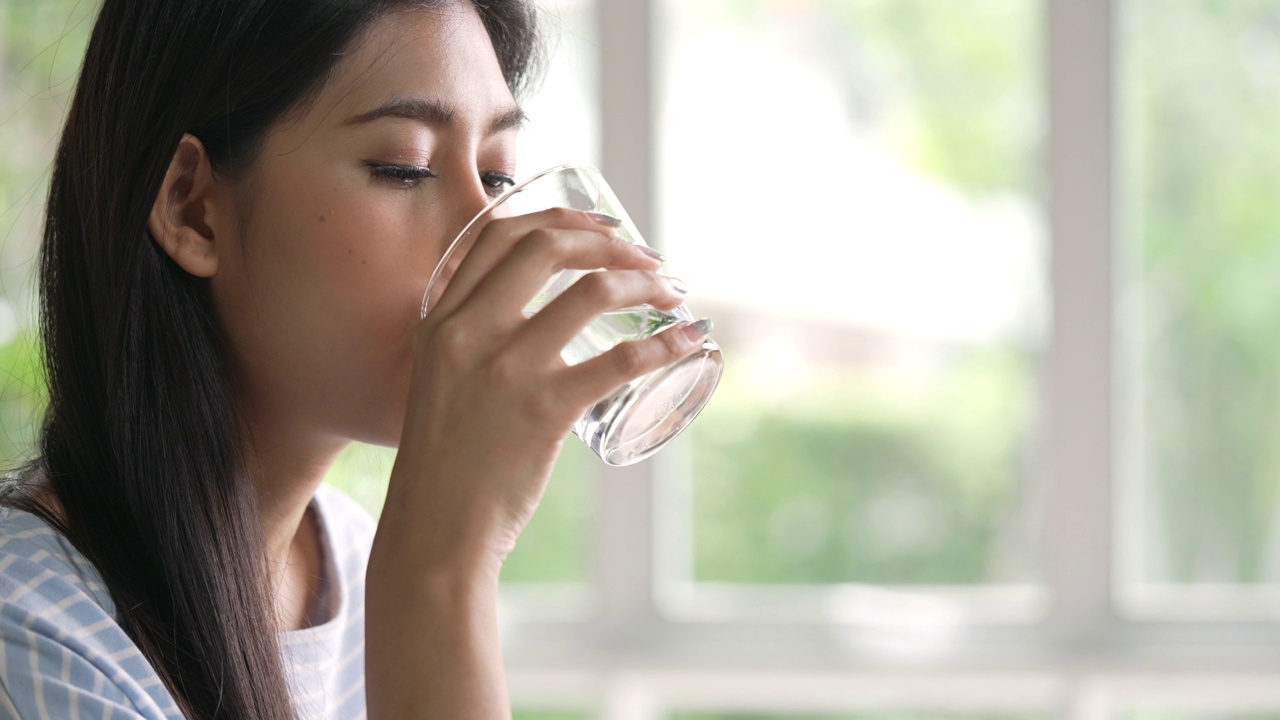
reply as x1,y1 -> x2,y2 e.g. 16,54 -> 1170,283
365,208 -> 704,719
386,207 -> 698,568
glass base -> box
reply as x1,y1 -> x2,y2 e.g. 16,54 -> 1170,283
575,339 -> 724,466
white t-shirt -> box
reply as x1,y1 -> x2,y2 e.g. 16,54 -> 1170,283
0,483 -> 375,719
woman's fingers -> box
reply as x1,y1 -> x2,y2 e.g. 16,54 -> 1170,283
555,319 -> 711,408
447,228 -> 666,328
511,269 -> 686,360
416,206 -> 701,432
430,208 -> 659,319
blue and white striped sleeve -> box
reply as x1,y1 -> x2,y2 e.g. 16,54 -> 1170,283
0,608 -> 161,720
0,524 -> 180,720
0,489 -> 373,720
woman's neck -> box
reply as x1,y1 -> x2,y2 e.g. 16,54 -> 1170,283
243,422 -> 350,632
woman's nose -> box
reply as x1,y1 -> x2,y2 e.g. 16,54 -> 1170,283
458,179 -> 493,222
436,173 -> 502,263
438,161 -> 492,215
423,178 -> 496,316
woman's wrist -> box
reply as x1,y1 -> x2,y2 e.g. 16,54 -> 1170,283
366,527 -> 510,720
368,511 -> 505,595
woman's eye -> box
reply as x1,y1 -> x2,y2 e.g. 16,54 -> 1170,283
369,164 -> 437,189
481,172 -> 516,198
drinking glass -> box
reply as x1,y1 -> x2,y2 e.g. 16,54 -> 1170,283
421,164 -> 723,466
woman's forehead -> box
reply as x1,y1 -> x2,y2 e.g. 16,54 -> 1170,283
304,6 -> 516,136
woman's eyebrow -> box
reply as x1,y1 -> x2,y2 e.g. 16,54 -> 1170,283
343,96 -> 527,135
488,106 -> 528,134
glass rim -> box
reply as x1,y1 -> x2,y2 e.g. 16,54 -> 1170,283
420,163 -> 602,319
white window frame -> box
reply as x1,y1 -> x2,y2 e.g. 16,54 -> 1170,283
502,0 -> 1280,716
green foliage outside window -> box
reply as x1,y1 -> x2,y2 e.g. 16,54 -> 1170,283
1122,0 -> 1280,584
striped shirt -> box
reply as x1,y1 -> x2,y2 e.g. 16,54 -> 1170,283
0,484 -> 375,719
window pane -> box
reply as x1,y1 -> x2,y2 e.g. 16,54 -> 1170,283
1119,0 -> 1280,594
657,0 -> 1045,585
517,0 -> 599,174
498,439 -> 592,583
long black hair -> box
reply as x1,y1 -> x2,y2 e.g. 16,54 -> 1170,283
7,0 -> 538,717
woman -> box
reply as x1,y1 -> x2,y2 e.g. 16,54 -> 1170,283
0,0 -> 704,717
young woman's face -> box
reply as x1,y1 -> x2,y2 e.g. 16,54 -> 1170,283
211,4 -> 521,448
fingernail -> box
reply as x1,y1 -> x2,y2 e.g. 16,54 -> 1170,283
638,245 -> 666,262
666,275 -> 690,294
586,211 -> 623,227
682,318 -> 713,342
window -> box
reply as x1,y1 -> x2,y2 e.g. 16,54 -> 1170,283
3,0 -> 1280,718
1117,0 -> 1280,618
655,0 -> 1046,613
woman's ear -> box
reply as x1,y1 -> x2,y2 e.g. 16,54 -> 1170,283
147,134 -> 231,278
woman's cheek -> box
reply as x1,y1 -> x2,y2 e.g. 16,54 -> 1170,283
325,203 -> 433,325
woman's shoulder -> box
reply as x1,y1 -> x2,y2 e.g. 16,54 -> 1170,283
0,508 -> 181,717
0,504 -> 113,614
